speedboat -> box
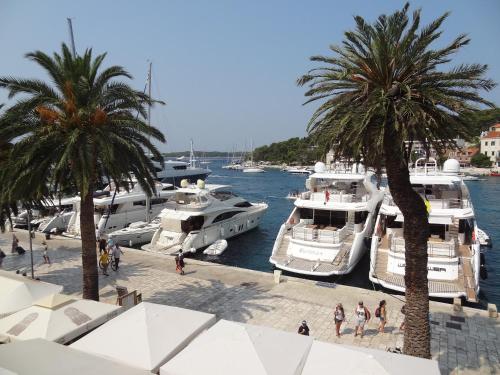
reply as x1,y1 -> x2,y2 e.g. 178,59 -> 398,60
369,158 -> 484,302
66,181 -> 176,237
286,167 -> 311,175
270,162 -> 384,276
37,197 -> 75,233
477,228 -> 492,248
142,181 -> 268,254
242,167 -> 265,173
107,218 -> 161,247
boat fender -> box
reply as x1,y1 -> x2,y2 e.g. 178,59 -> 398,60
480,252 -> 486,266
480,265 -> 488,280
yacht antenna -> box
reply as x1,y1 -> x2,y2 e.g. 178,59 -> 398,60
189,139 -> 195,169
67,18 -> 77,57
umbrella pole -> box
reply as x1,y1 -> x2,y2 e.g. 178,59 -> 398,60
27,209 -> 34,279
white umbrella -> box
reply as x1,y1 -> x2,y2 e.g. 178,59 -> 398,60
0,339 -> 150,375
301,341 -> 440,375
0,270 -> 63,318
0,293 -> 121,344
160,320 -> 313,375
71,302 -> 216,373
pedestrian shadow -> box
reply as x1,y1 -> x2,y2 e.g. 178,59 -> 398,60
148,278 -> 279,323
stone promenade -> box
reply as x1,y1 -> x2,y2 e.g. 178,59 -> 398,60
1,230 -> 498,374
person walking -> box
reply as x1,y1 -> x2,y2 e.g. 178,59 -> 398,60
376,300 -> 387,333
112,244 -> 123,270
298,320 -> 310,336
42,241 -> 51,265
0,248 -> 6,268
334,303 -> 345,337
99,249 -> 110,276
175,250 -> 185,275
354,301 -> 371,338
98,238 -> 107,255
11,234 -> 18,253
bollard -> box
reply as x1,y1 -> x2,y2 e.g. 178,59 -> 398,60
488,303 -> 498,318
274,270 -> 282,284
453,298 -> 462,312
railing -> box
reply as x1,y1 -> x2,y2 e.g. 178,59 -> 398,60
292,225 -> 348,244
299,191 -> 368,203
390,236 -> 456,258
383,195 -> 470,209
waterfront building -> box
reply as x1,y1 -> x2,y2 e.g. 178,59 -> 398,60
480,123 -> 500,167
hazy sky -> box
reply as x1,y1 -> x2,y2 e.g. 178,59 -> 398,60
1,1 -> 499,152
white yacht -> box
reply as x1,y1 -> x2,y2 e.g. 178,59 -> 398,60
142,181 -> 268,254
153,141 -> 211,186
286,167 -> 312,175
107,218 -> 161,247
37,197 -> 76,233
242,140 -> 265,173
270,162 -> 384,276
65,181 -> 176,237
369,158 -> 483,302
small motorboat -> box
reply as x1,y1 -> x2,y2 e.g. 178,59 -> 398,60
460,175 -> 480,181
286,190 -> 300,200
203,239 -> 228,255
477,228 -> 492,248
491,171 -> 500,177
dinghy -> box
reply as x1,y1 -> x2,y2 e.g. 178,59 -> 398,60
203,239 -> 228,256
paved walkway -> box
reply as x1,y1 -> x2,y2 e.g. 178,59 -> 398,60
1,230 -> 498,374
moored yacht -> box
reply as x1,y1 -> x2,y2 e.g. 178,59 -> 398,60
65,181 -> 176,237
270,162 -> 384,276
369,158 -> 484,302
142,181 -> 268,254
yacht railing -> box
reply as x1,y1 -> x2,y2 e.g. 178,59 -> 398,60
292,224 -> 348,244
299,191 -> 368,203
390,236 -> 456,258
383,195 -> 470,209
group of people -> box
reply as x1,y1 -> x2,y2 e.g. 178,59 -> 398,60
298,300 -> 389,339
96,226 -> 123,276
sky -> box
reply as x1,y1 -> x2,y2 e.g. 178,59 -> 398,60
1,1 -> 499,152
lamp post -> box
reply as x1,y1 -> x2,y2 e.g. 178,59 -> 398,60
27,208 -> 34,279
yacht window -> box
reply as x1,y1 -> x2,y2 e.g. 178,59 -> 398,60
181,216 -> 205,232
386,215 -> 403,229
354,211 -> 369,224
133,200 -> 147,206
211,191 -> 236,201
299,208 -> 314,220
173,165 -> 187,170
161,185 -> 175,191
429,224 -> 445,240
212,211 -> 244,223
234,201 -> 252,208
313,209 -> 347,228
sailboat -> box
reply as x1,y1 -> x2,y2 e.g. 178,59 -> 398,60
243,140 -> 264,173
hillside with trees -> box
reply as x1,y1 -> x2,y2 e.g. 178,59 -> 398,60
253,137 -> 323,164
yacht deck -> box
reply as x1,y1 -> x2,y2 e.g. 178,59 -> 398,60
270,233 -> 353,275
372,236 -> 477,302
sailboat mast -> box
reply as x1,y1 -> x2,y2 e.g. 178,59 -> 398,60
67,18 -> 76,57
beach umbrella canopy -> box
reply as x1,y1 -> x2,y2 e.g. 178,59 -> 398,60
0,293 -> 121,344
0,339 -> 150,375
0,270 -> 63,318
71,302 -> 216,373
160,320 -> 313,375
301,341 -> 440,375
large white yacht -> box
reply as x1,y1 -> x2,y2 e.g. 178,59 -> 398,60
369,158 -> 483,302
142,181 -> 268,254
270,162 -> 384,276
66,181 -> 176,237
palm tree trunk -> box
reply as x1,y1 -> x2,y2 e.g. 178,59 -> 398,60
80,188 -> 99,301
384,132 -> 431,359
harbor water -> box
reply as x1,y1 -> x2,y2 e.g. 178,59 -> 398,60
193,159 -> 500,307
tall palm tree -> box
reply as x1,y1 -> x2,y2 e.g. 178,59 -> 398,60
0,44 -> 165,300
298,4 -> 495,358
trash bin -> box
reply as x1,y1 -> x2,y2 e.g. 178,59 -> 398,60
274,269 -> 282,284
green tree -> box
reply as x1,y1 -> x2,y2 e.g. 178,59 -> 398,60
470,153 -> 492,168
0,44 -> 165,300
298,4 -> 494,358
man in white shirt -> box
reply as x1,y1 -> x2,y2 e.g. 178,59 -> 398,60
112,244 -> 124,270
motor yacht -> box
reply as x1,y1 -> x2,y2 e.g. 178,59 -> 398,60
142,181 -> 268,254
369,158 -> 484,302
107,218 -> 161,247
37,197 -> 76,233
65,181 -> 176,237
270,162 -> 384,276
286,167 -> 312,175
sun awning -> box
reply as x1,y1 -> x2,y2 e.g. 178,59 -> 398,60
394,215 -> 452,225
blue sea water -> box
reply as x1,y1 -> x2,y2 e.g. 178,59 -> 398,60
196,159 -> 500,307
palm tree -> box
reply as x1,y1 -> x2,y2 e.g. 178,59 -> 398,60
0,44 -> 165,300
298,4 -> 495,358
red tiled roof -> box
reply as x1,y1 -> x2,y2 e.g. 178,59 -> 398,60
482,131 -> 500,139
492,123 -> 500,129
